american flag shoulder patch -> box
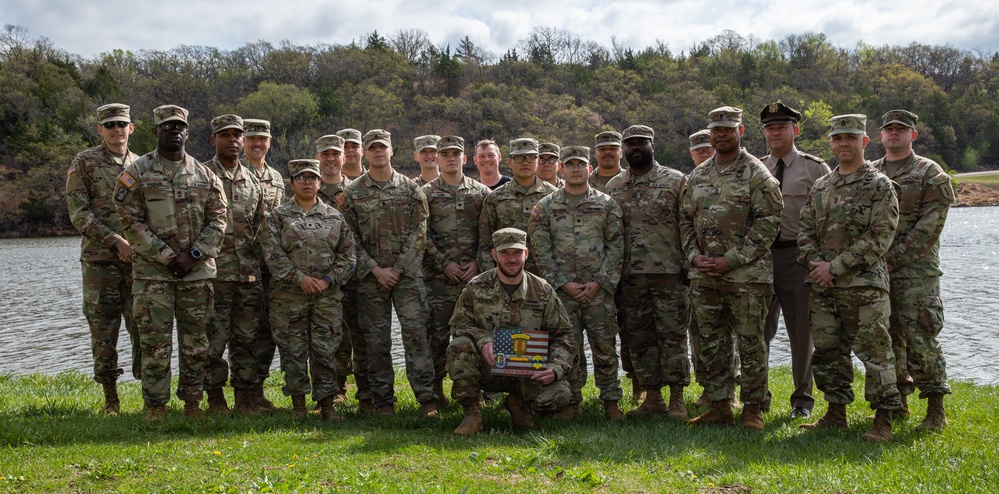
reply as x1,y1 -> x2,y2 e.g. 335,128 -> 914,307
118,172 -> 136,188
491,327 -> 548,377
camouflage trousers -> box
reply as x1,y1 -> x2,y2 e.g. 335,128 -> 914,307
426,280 -> 464,381
206,280 -> 264,391
133,279 -> 212,406
254,270 -> 277,381
356,276 -> 436,407
621,274 -> 691,392
690,279 -> 770,404
81,261 -> 140,383
809,286 -> 901,410
889,278 -> 950,398
558,289 -> 622,402
269,287 -> 343,402
447,336 -> 570,414
341,281 -> 372,401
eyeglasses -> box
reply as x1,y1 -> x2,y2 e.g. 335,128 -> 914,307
293,175 -> 320,184
102,121 -> 130,129
539,157 -> 559,164
512,155 -> 538,164
562,161 -> 589,169
159,121 -> 188,131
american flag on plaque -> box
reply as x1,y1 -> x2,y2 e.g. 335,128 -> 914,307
491,328 -> 549,377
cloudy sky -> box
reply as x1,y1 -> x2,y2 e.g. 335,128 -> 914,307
5,0 -> 999,59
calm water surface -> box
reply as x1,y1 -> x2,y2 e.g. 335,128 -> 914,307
1,207 -> 997,385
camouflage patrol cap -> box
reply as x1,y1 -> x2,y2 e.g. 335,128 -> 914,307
414,135 -> 441,152
760,102 -> 802,126
363,129 -> 392,149
880,109 -> 918,129
288,159 -> 321,178
153,105 -> 189,126
492,227 -> 528,251
243,119 -> 271,138
560,146 -> 590,164
337,128 -> 363,144
828,114 -> 868,136
509,138 -> 539,156
315,134 -> 345,153
437,135 -> 464,152
210,114 -> 243,134
622,125 -> 655,142
594,130 -> 622,148
708,106 -> 743,129
97,103 -> 130,124
688,129 -> 712,150
538,142 -> 561,157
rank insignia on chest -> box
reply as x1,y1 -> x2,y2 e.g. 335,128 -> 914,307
456,201 -> 465,210
336,193 -> 346,206
118,172 -> 136,188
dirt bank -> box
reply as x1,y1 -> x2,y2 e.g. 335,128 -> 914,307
954,183 -> 999,207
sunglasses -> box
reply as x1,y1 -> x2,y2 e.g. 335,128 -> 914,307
102,121 -> 130,129
159,121 -> 188,131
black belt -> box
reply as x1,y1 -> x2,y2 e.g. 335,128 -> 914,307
771,239 -> 797,249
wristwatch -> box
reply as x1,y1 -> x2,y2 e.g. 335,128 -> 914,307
190,248 -> 203,260
323,275 -> 334,285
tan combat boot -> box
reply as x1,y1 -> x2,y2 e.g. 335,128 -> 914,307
604,400 -> 624,421
377,404 -> 395,417
917,393 -> 948,431
254,383 -> 279,412
320,396 -> 344,422
667,385 -> 688,421
206,388 -> 232,416
433,378 -> 449,409
184,400 -> 206,419
453,400 -> 484,435
419,401 -> 440,420
625,388 -> 667,418
896,393 -> 911,421
144,401 -> 167,422
333,375 -> 349,405
740,403 -> 764,431
688,399 -> 735,426
504,394 -> 535,430
862,408 -> 894,442
631,378 -> 646,404
552,402 -> 583,420
358,398 -> 375,414
291,395 -> 308,418
800,402 -> 848,429
693,388 -> 710,408
233,387 -> 258,416
101,382 -> 120,416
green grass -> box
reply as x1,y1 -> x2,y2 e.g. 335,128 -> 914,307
1,368 -> 996,493
955,171 -> 999,184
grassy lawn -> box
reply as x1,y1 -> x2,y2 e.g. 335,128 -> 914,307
955,171 -> 999,184
1,368 -> 996,493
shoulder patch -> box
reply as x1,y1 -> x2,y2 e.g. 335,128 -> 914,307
530,204 -> 541,218
67,163 -> 77,176
118,172 -> 136,188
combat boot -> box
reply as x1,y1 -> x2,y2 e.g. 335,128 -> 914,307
631,379 -> 646,404
741,403 -> 764,431
917,393 -> 948,431
604,400 -> 624,421
693,388 -> 710,408
800,402 -> 848,429
896,393 -> 911,421
862,408 -> 893,442
333,375 -> 348,405
358,398 -> 376,414
377,404 -> 395,417
419,401 -> 440,420
206,388 -> 232,416
233,388 -> 258,416
254,383 -> 279,412
433,378 -> 449,409
688,399 -> 735,426
184,400 -> 206,420
504,394 -> 535,430
320,396 -> 344,422
552,402 -> 583,420
144,401 -> 167,422
291,395 -> 308,418
100,382 -> 120,416
453,400 -> 483,436
668,385 -> 688,421
625,388 -> 667,418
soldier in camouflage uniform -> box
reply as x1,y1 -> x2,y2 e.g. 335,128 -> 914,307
241,119 -> 285,411
529,145 -> 624,420
873,109 -> 954,431
478,138 -> 557,273
337,128 -> 367,180
113,105 -> 228,421
688,129 -> 715,167
420,136 -> 491,408
536,142 -> 564,188
798,114 -> 902,442
686,129 -> 716,407
337,129 -> 439,418
448,228 -> 576,435
413,135 -> 441,186
589,131 -> 623,192
680,107 -> 783,431
66,103 -> 141,415
606,126 -> 692,421
261,159 -> 356,421
202,115 -> 267,416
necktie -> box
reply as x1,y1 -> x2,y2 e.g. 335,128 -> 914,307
775,158 -> 785,190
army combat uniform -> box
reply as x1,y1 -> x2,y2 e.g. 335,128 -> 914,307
477,178 -> 557,272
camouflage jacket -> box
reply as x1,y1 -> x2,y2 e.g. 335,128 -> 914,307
204,157 -> 266,282
798,162 -> 899,291
680,149 -> 783,284
606,163 -> 687,277
261,198 -> 356,294
450,270 -> 576,379
478,178 -> 557,271
338,169 -> 428,280
420,175 -> 491,284
317,177 -> 351,210
588,169 -> 621,193
872,153 -> 954,279
241,158 -> 285,212
113,152 -> 228,281
527,187 -> 624,294
66,142 -> 140,262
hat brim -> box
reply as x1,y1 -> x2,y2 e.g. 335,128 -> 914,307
415,145 -> 438,152
157,116 -> 188,126
100,116 -> 130,125
291,168 -> 322,178
213,124 -> 244,134
364,139 -> 391,149
494,242 -> 528,251
689,142 -> 712,150
879,119 -> 916,129
244,131 -> 272,138
509,151 -> 538,157
707,121 -> 740,129
762,117 -> 796,126
828,129 -> 865,136
317,144 -> 344,153
438,145 -> 463,152
594,140 -> 622,148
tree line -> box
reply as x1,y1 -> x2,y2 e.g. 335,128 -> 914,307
2,24 -> 998,236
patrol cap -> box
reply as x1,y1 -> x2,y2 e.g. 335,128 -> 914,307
414,135 -> 441,152
509,137 -> 539,156
363,129 -> 392,149
210,114 -> 243,134
153,105 -> 189,126
288,159 -> 321,178
538,142 -> 560,157
688,129 -> 711,150
708,106 -> 743,129
622,125 -> 655,142
880,109 -> 918,129
243,119 -> 272,138
760,102 -> 802,126
437,135 -> 464,152
560,146 -> 590,164
594,130 -> 622,148
315,134 -> 345,153
492,227 -> 528,251
828,114 -> 868,136
337,128 -> 363,144
97,103 -> 130,124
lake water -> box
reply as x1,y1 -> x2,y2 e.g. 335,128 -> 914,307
1,206 -> 997,385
